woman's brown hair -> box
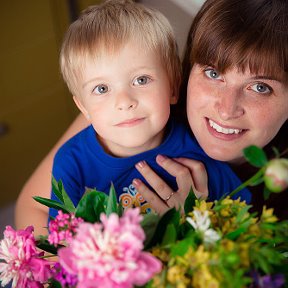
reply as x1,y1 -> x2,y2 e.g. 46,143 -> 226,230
177,0 -> 288,128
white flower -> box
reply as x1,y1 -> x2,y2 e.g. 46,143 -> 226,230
187,211 -> 220,245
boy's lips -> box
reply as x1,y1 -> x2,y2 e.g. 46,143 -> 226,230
115,117 -> 145,127
205,118 -> 247,139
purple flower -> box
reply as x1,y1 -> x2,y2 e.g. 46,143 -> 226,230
51,262 -> 78,287
0,226 -> 51,287
250,271 -> 285,288
58,208 -> 162,288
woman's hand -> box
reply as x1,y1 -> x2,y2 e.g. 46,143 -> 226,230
133,155 -> 208,214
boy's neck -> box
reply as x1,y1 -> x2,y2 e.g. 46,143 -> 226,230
96,125 -> 170,158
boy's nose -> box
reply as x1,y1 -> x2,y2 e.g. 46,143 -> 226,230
115,91 -> 138,111
215,88 -> 244,120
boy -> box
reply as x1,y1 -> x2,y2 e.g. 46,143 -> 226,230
50,0 -> 250,218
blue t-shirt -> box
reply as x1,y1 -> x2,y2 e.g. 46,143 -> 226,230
50,120 -> 251,218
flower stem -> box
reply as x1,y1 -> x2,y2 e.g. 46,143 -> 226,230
229,167 -> 265,198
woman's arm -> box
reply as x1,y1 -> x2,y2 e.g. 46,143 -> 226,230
133,155 -> 208,214
15,114 -> 89,236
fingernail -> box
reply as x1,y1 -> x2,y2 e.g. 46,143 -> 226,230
133,178 -> 142,187
156,154 -> 167,163
136,161 -> 146,169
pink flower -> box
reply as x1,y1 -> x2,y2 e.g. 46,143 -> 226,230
48,210 -> 84,246
0,226 -> 51,288
58,208 -> 162,288
264,159 -> 288,193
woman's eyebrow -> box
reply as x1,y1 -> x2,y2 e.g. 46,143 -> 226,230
250,75 -> 281,82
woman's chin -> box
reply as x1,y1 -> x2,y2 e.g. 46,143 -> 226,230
204,146 -> 244,165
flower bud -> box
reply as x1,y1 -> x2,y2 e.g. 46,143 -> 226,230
264,159 -> 288,193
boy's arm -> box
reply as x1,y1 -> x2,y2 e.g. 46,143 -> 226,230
15,114 -> 89,236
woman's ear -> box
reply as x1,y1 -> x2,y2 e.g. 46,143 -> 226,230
73,96 -> 91,121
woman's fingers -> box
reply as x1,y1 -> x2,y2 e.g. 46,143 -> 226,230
132,178 -> 170,215
134,156 -> 209,215
155,155 -> 194,201
173,157 -> 208,199
135,161 -> 178,205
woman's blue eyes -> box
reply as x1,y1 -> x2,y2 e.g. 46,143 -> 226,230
203,67 -> 273,95
204,68 -> 221,80
250,83 -> 271,94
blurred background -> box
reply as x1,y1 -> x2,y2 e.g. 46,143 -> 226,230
0,0 -> 204,234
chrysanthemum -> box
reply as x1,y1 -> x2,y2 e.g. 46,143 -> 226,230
0,226 -> 51,288
58,208 -> 162,288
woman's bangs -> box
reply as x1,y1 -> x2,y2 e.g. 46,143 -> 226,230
192,35 -> 287,82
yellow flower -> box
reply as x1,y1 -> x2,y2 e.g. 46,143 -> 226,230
192,264 -> 220,288
261,206 -> 278,223
248,223 -> 260,236
239,243 -> 250,267
195,200 -> 214,212
221,239 -> 235,252
167,265 -> 189,287
151,247 -> 170,263
185,245 -> 210,268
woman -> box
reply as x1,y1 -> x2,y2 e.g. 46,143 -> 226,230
133,0 -> 288,218
15,0 -> 288,235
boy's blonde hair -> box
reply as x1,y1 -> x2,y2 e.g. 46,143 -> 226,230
60,0 -> 181,97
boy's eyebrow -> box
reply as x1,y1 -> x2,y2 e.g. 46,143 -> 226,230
83,78 -> 100,89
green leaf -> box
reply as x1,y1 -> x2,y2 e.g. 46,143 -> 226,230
161,223 -> 177,246
51,177 -> 76,213
36,238 -> 59,255
225,227 -> 248,240
33,196 -> 72,213
243,145 -> 268,167
75,190 -> 108,222
170,236 -> 194,257
117,202 -> 124,217
263,187 -> 272,200
141,212 -> 161,249
106,183 -> 118,216
47,279 -> 62,288
51,177 -> 63,202
235,205 -> 251,223
145,208 -> 180,249
184,188 -> 197,214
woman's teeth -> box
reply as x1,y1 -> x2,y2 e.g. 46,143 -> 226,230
209,119 -> 242,134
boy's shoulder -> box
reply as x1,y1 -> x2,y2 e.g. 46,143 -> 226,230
55,125 -> 95,158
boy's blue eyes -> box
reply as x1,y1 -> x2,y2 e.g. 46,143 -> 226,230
133,75 -> 151,86
92,76 -> 151,94
94,84 -> 109,94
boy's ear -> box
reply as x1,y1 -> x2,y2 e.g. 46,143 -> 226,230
170,89 -> 179,105
73,96 -> 91,121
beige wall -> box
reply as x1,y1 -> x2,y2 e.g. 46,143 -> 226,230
0,1 -> 104,208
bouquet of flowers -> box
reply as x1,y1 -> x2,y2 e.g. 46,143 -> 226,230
1,146 -> 288,288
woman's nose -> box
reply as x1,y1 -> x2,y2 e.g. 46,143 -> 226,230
115,90 -> 138,111
215,88 -> 244,120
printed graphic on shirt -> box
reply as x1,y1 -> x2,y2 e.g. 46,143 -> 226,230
119,184 -> 152,214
